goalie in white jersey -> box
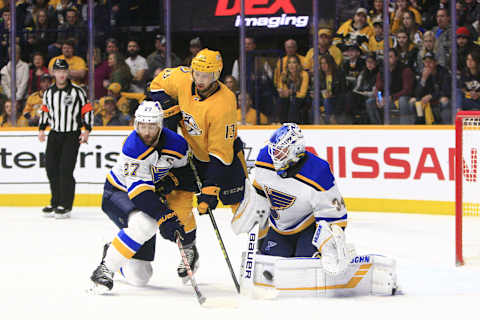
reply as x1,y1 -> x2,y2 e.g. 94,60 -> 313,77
233,123 -> 397,296
89,101 -> 198,293
252,123 -> 347,271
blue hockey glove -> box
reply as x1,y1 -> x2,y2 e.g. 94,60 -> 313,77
197,186 -> 220,215
159,212 -> 186,242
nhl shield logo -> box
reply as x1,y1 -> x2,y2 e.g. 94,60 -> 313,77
182,111 -> 202,136
63,94 -> 73,107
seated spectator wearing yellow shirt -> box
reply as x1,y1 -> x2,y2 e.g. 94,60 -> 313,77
334,8 -> 374,53
23,73 -> 52,126
95,82 -> 132,119
276,55 -> 309,123
93,97 -> 129,126
48,39 -> 87,86
274,39 -> 306,88
237,93 -> 268,125
304,28 -> 343,71
0,100 -> 28,127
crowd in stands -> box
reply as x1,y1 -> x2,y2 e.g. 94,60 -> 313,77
1,0 -> 480,127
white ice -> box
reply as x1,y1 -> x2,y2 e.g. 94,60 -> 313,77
1,207 -> 479,320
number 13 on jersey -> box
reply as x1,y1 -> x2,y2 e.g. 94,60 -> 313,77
225,123 -> 236,140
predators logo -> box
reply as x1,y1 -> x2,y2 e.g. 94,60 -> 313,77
182,111 -> 203,136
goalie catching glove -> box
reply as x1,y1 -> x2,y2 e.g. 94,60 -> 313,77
312,220 -> 350,275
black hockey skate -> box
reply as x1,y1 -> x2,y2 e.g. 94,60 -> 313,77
177,245 -> 199,283
89,243 -> 114,294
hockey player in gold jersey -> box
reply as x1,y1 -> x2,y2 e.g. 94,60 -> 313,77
149,48 -> 249,221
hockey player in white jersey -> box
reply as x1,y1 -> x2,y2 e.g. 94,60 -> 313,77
233,123 -> 397,296
89,101 -> 198,293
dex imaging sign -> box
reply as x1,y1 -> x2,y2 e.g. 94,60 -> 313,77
215,0 -> 309,29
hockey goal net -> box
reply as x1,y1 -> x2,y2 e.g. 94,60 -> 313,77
456,111 -> 480,266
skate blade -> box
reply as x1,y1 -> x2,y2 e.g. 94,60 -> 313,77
86,283 -> 112,295
54,213 -> 71,219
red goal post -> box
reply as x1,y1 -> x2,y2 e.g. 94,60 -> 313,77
455,110 -> 480,266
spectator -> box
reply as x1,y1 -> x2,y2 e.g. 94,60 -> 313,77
231,36 -> 273,81
368,17 -> 394,61
318,54 -> 346,124
224,74 -> 239,96
459,50 -> 480,110
463,0 -> 479,26
394,29 -> 419,71
106,52 -> 132,92
304,29 -> 343,70
146,33 -> 181,81
391,0 -> 422,34
23,73 -> 52,126
334,7 -> 373,53
410,52 -> 451,124
276,55 -> 309,123
52,0 -> 79,26
417,30 -> 446,71
342,42 -> 365,91
456,27 -> 479,73
105,38 -> 119,57
0,13 -> 20,67
24,0 -> 56,28
56,8 -> 86,55
432,8 -> 452,65
125,40 -> 148,93
183,37 -> 203,66
93,96 -> 129,126
93,47 -> 109,99
231,36 -> 275,117
28,52 -> 49,95
1,45 -> 29,106
400,10 -> 423,46
96,82 -> 131,117
367,48 -> 415,124
236,93 -> 268,125
468,10 -> 480,42
28,8 -> 57,58
346,52 -> 379,124
274,39 -> 306,88
48,39 -> 87,86
368,0 -> 383,24
0,99 -> 27,127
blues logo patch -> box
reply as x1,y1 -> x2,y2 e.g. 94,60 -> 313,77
264,186 -> 296,211
151,166 -> 169,183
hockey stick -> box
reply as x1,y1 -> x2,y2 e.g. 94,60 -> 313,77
176,234 -> 206,305
188,156 -> 241,293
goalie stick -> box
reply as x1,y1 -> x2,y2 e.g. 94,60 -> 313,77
176,234 -> 206,305
188,155 -> 241,293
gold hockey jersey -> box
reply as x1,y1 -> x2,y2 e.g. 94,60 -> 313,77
150,66 -> 238,165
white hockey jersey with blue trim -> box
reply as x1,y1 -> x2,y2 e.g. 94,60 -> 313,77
107,128 -> 189,199
253,146 -> 347,235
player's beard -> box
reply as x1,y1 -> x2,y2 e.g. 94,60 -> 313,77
196,81 -> 219,98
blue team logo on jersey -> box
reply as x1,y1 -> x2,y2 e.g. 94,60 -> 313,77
264,186 -> 296,213
151,166 -> 169,183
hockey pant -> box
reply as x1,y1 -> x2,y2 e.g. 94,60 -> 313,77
260,222 -> 318,257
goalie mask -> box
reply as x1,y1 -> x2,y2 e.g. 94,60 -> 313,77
134,101 -> 163,146
268,123 -> 305,176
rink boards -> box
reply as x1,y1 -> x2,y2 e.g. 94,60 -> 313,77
0,125 -> 462,214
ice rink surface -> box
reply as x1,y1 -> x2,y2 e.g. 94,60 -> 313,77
1,207 -> 479,320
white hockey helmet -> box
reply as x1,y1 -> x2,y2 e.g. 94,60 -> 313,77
267,123 -> 305,176
134,100 -> 163,131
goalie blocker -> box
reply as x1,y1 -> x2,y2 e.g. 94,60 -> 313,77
241,253 -> 397,297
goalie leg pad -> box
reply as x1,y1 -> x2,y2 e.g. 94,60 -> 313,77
231,178 -> 269,235
252,254 -> 397,297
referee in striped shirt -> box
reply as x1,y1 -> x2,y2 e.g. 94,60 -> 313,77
38,59 -> 93,218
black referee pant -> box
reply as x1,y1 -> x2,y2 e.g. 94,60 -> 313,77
45,130 -> 81,210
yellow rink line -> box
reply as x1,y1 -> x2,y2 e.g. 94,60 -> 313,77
0,194 -> 455,215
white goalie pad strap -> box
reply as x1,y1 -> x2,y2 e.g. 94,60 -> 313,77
312,221 -> 349,275
252,254 -> 397,297
231,178 -> 269,235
